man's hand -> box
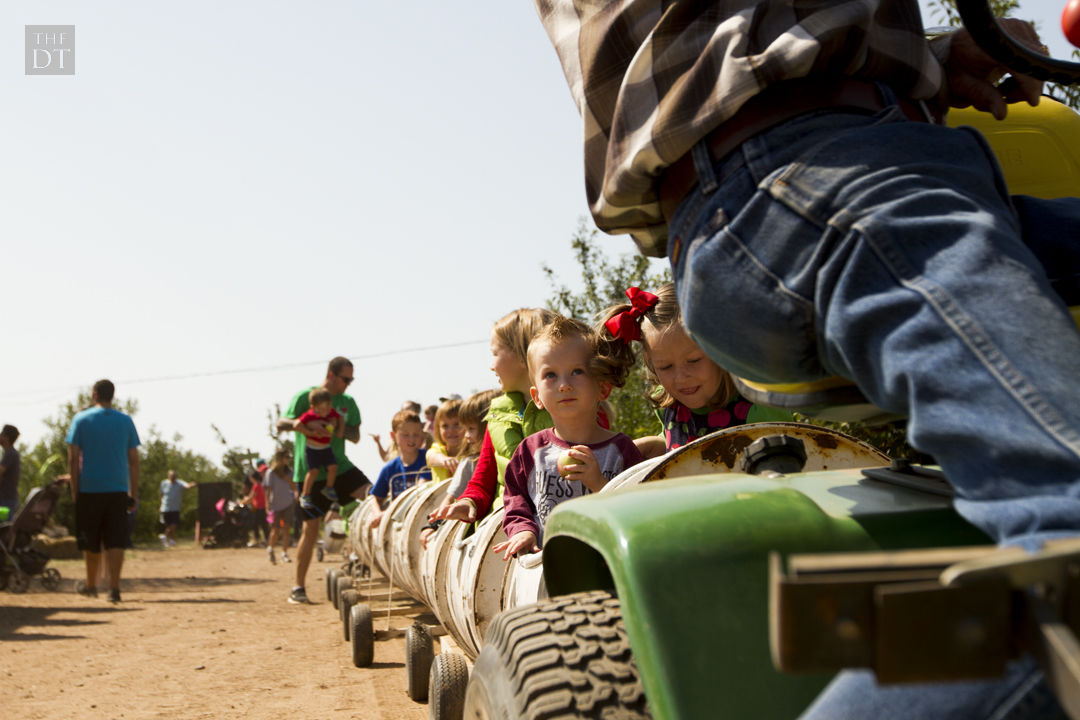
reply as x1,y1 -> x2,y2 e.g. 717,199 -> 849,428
492,531 -> 540,561
942,19 -> 1046,120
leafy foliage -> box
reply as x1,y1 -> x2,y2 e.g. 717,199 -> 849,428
542,221 -> 671,440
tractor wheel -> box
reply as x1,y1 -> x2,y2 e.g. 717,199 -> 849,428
41,567 -> 61,591
340,589 -> 359,640
428,652 -> 468,720
405,622 -> 434,702
10,570 -> 29,594
350,603 -> 374,667
328,568 -> 343,606
335,575 -> 352,610
463,590 -> 651,720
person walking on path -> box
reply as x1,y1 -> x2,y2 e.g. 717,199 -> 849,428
66,379 -> 140,603
158,470 -> 194,547
0,424 -> 21,519
263,449 -> 296,564
276,356 -> 371,604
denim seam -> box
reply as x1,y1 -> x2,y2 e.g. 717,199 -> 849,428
861,225 -> 1080,459
719,210 -> 816,308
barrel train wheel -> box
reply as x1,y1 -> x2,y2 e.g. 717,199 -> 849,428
340,589 -> 359,641
350,602 -> 374,667
429,652 -> 469,720
463,590 -> 650,719
405,622 -> 434,702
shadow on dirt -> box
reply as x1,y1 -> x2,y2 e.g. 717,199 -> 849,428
0,604 -> 138,641
119,575 -> 274,593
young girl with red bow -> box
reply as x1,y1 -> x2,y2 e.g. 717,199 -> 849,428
600,284 -> 791,455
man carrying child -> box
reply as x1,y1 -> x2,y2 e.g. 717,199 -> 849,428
278,356 -> 370,605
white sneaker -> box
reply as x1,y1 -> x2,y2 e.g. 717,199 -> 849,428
281,553 -> 292,563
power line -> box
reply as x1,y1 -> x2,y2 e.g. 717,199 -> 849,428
0,338 -> 489,406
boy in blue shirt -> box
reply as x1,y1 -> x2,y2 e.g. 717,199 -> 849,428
368,409 -> 431,528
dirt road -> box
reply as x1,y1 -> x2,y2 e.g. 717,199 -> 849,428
1,542 -> 432,719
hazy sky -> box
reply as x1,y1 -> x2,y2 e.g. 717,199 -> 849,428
2,0 -> 1075,478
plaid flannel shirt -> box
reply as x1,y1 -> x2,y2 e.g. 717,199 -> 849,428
533,0 -> 947,257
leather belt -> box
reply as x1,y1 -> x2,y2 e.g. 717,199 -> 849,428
657,77 -> 940,221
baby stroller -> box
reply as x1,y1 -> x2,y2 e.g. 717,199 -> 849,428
0,480 -> 65,593
201,498 -> 249,549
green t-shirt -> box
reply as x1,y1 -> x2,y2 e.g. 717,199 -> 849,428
286,386 -> 361,484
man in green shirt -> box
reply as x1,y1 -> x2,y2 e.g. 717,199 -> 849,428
277,356 -> 370,604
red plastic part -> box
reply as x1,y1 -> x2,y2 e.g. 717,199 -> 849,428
1065,0 -> 1080,48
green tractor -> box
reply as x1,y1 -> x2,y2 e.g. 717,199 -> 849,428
460,8 -> 1080,719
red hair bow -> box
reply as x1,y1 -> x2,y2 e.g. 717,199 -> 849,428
604,287 -> 659,342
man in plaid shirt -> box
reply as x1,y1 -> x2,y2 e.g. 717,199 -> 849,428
533,1 -> 1080,717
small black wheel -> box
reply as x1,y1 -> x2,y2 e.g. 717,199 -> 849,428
340,589 -> 359,640
41,567 -> 61,591
405,622 -> 434,702
429,652 -> 469,720
334,575 -> 352,611
317,545 -> 325,562
463,590 -> 651,719
350,603 -> 374,667
10,570 -> 29,594
326,568 -> 341,605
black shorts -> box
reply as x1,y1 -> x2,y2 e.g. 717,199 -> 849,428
160,510 -> 180,527
304,446 -> 337,471
301,466 -> 371,519
76,492 -> 129,551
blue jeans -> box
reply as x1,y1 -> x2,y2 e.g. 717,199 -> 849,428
667,102 -> 1080,717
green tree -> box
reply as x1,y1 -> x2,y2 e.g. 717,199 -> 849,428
927,0 -> 1080,109
542,220 -> 671,439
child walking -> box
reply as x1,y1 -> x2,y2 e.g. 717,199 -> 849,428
368,409 -> 432,528
600,284 -> 791,455
493,316 -> 644,560
294,388 -> 345,512
429,308 -> 557,526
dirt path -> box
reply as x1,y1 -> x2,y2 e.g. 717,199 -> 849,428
1,542 -> 433,719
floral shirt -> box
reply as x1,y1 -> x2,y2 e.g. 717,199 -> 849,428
661,398 -> 754,450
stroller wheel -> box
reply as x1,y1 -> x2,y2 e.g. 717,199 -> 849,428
10,570 -> 29,594
317,546 -> 325,562
41,567 -> 61,591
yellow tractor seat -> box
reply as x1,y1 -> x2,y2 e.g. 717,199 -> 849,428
734,99 -> 1080,424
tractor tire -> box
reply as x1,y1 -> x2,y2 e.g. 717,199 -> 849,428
405,622 -> 434,702
340,589 -> 359,640
335,575 -> 352,610
463,590 -> 651,720
428,652 -> 468,720
350,603 -> 374,667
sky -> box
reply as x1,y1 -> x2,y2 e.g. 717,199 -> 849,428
2,0 -> 1075,479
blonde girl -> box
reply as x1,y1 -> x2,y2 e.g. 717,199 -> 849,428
600,284 -> 790,453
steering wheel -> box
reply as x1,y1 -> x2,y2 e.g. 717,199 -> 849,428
956,0 -> 1080,84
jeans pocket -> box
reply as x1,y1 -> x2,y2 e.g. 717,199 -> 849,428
678,186 -> 822,384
